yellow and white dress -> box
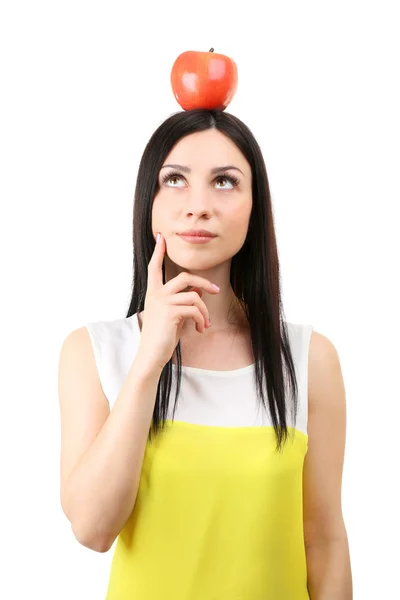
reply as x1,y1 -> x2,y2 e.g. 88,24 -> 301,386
86,313 -> 313,599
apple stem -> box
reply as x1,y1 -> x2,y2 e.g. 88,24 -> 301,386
209,48 -> 214,52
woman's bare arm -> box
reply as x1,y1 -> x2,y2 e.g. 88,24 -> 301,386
58,326 -> 163,552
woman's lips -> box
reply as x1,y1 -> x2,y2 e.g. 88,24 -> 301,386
177,234 -> 216,244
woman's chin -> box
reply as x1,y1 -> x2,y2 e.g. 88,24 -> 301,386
167,254 -> 219,273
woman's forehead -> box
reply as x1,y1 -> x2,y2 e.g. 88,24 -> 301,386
164,130 -> 250,174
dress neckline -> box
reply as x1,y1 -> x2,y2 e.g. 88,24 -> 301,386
132,312 -> 256,376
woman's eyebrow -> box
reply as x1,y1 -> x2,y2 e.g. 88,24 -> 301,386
160,164 -> 245,176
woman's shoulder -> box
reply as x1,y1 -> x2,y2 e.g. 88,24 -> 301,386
85,313 -> 138,337
308,328 -> 341,414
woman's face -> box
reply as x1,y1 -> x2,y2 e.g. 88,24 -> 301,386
152,128 -> 253,274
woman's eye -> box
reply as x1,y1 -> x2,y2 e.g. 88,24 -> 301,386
166,175 -> 184,187
215,177 -> 234,189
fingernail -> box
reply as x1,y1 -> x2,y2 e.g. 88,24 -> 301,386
208,319 -> 211,327
156,232 -> 161,243
212,284 -> 220,291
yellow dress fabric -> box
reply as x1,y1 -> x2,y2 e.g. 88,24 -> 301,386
105,419 -> 310,599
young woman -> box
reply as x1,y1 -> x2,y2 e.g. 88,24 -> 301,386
58,109 -> 352,598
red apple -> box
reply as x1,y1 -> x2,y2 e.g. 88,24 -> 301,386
170,48 -> 238,111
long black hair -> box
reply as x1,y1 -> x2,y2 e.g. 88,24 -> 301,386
126,108 -> 298,453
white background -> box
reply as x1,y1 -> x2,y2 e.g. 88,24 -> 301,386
1,0 -> 399,598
